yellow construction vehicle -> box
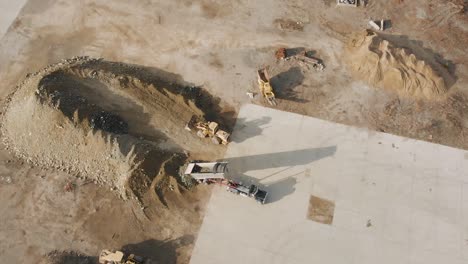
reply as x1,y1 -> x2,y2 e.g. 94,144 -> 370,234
99,249 -> 149,264
185,115 -> 230,145
257,68 -> 277,106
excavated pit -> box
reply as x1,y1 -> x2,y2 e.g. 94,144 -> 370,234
1,57 -> 228,201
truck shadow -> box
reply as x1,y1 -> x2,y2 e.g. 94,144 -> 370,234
222,146 -> 337,203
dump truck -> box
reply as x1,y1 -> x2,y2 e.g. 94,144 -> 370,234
226,180 -> 268,204
185,115 -> 230,145
257,68 -> 277,106
183,161 -> 228,183
182,161 -> 268,204
99,249 -> 149,264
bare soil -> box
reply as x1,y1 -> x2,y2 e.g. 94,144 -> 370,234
1,56 -> 229,201
0,0 -> 467,263
307,195 -> 335,225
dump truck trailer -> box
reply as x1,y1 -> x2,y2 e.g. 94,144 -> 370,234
184,161 -> 228,183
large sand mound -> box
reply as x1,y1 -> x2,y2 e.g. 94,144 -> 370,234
1,57 -> 226,200
346,31 -> 450,99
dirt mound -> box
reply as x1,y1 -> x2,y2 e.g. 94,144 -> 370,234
346,31 -> 450,99
1,57 -> 226,200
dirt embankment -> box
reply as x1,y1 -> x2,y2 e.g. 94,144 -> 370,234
1,57 -> 230,201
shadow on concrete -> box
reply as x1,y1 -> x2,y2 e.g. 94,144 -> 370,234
265,176 -> 297,203
122,235 -> 194,264
222,146 -> 337,203
231,116 -> 272,143
270,67 -> 308,103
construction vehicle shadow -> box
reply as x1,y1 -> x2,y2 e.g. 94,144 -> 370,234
270,67 -> 309,103
223,146 -> 337,203
231,116 -> 272,143
283,47 -> 315,57
122,235 -> 194,264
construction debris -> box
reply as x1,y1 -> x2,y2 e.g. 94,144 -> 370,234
296,54 -> 325,71
273,18 -> 304,32
257,68 -> 277,106
337,0 -> 358,7
0,176 -> 12,184
275,48 -> 287,60
275,48 -> 325,71
286,51 -> 325,71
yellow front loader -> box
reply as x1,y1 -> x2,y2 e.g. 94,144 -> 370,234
257,68 -> 277,106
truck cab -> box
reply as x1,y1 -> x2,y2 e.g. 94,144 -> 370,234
249,185 -> 268,204
226,181 -> 268,204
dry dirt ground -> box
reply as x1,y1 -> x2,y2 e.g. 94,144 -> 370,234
0,0 -> 467,263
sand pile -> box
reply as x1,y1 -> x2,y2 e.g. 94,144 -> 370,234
1,57 -> 225,200
346,31 -> 449,99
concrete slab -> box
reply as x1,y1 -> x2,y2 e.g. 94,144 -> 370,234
190,104 -> 468,264
0,0 -> 28,38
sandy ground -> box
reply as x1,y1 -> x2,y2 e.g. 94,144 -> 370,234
191,104 -> 468,264
0,146 -> 212,263
0,0 -> 467,263
1,0 -> 467,145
